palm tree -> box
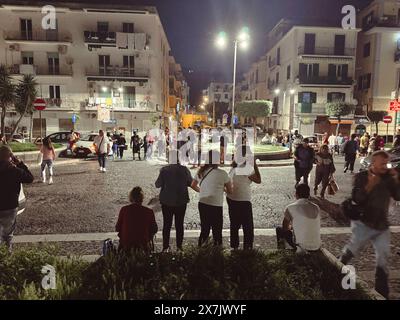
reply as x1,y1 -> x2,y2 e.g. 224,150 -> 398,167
10,74 -> 37,137
0,65 -> 15,142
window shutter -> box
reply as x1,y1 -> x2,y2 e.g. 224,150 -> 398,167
312,64 -> 319,77
328,64 -> 336,78
327,92 -> 333,102
342,64 -> 349,78
311,92 -> 317,103
298,92 -> 304,103
299,64 -> 307,78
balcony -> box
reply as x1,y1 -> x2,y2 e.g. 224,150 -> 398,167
84,31 -> 149,50
268,57 -> 280,69
298,46 -> 355,57
9,64 -> 73,77
85,98 -> 155,112
298,75 -> 353,86
363,15 -> 400,31
295,103 -> 326,115
84,31 -> 116,48
4,31 -> 72,44
45,98 -> 62,107
86,66 -> 149,82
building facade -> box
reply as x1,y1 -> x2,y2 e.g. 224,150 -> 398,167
0,1 -> 175,137
355,0 -> 400,134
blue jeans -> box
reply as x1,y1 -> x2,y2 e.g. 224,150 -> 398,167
41,159 -> 53,176
0,208 -> 17,244
344,220 -> 390,273
98,153 -> 106,168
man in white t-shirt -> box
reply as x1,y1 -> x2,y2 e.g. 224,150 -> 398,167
277,183 -> 321,252
191,150 -> 232,246
93,130 -> 110,172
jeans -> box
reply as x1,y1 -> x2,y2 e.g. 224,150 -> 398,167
344,153 -> 356,172
0,208 -> 17,245
198,202 -> 223,246
227,198 -> 254,249
161,204 -> 187,249
118,146 -> 125,159
98,153 -> 106,168
41,159 -> 53,176
344,220 -> 390,273
295,167 -> 311,186
314,170 -> 330,196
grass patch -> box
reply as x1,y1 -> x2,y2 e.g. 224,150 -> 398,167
0,245 -> 370,300
7,142 -> 63,153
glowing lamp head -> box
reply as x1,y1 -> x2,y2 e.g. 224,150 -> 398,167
274,89 -> 280,95
216,31 -> 227,49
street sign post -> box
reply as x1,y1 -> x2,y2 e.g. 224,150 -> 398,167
384,116 -> 393,141
34,98 -> 47,139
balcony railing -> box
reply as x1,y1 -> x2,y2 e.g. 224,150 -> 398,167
86,66 -> 149,80
268,58 -> 280,68
298,75 -> 353,86
9,64 -> 73,76
84,31 -> 116,45
85,98 -> 154,111
45,98 -> 62,107
298,46 -> 355,57
4,30 -> 72,42
296,103 -> 326,115
363,15 -> 400,31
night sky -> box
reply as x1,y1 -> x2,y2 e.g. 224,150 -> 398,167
50,0 -> 371,103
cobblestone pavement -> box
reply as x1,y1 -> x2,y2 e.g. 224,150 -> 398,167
14,154 -> 400,299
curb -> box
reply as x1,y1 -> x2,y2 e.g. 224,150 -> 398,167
321,248 -> 386,300
27,159 -> 82,168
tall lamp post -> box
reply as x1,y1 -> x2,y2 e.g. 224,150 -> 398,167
216,28 -> 250,134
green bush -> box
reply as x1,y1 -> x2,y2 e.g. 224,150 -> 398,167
0,245 -> 371,300
8,142 -> 64,153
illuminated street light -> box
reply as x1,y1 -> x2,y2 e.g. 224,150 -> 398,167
102,86 -> 108,92
215,27 -> 251,133
118,87 -> 123,93
290,89 -> 296,95
274,88 -> 281,95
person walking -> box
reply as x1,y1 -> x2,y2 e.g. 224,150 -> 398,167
368,133 -> 377,155
130,131 -> 142,161
294,138 -> 315,187
67,130 -> 77,155
116,187 -> 158,252
314,145 -> 336,199
155,149 -> 194,252
142,133 -> 149,160
118,133 -> 127,159
343,134 -> 359,174
227,146 -> 261,250
359,132 -> 370,157
94,130 -> 110,172
40,137 -> 56,185
191,150 -> 232,246
340,151 -> 400,299
112,131 -> 120,159
336,133 -> 344,155
328,133 -> 337,155
0,145 -> 34,252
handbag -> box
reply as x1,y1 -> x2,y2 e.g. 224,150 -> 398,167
328,177 -> 339,195
341,198 -> 364,220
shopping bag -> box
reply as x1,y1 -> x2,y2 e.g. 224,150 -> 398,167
328,178 -> 339,195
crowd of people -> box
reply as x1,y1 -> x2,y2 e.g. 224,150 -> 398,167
1,126 -> 400,299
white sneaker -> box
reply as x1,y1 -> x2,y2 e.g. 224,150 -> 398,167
102,168 -> 107,172
48,177 -> 53,185
99,167 -> 103,172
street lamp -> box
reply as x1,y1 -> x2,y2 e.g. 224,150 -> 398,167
216,27 -> 250,133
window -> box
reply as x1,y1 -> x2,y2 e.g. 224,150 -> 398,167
363,42 -> 371,57
299,63 -> 319,79
328,64 -> 348,78
122,23 -> 134,33
276,72 -> 280,84
47,52 -> 59,75
362,11 -> 374,30
224,93 -> 229,99
123,55 -> 135,75
364,73 -> 371,89
358,76 -> 363,91
304,33 -> 316,54
298,92 -> 317,103
334,35 -> 345,55
22,52 -> 34,65
327,92 -> 345,102
20,19 -> 32,40
255,69 -> 259,83
49,85 -> 61,99
287,65 -> 291,80
124,86 -> 135,108
273,96 -> 279,114
277,47 -> 281,65
97,22 -> 109,33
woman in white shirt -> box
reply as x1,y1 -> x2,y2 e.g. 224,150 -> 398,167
191,150 -> 232,246
227,146 -> 261,250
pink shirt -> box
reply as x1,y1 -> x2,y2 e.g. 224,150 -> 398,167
41,146 -> 56,161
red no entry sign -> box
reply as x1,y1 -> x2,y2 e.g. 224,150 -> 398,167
34,98 -> 46,111
383,116 -> 393,124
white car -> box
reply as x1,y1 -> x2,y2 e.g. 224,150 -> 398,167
73,133 -> 113,158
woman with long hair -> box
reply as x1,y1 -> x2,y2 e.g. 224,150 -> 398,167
191,150 -> 232,246
40,137 -> 56,184
314,144 -> 335,199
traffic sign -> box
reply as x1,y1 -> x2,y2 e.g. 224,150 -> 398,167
383,115 -> 392,124
72,114 -> 77,124
389,100 -> 400,111
34,98 -> 46,111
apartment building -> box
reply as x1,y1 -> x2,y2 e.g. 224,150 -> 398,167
202,82 -> 233,106
0,1 -> 174,136
355,0 -> 400,134
168,55 -> 189,124
263,19 -> 359,135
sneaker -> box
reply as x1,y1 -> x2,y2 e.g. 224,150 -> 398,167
102,168 -> 107,172
344,168 -> 348,173
48,177 -> 53,185
99,167 -> 103,172
162,247 -> 171,253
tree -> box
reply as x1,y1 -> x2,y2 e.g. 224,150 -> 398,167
326,102 -> 355,135
0,65 -> 15,141
236,100 -> 272,141
10,74 -> 37,137
367,110 -> 388,134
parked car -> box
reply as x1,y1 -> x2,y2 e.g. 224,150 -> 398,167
74,133 -> 112,158
5,134 -> 26,143
360,147 -> 400,171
